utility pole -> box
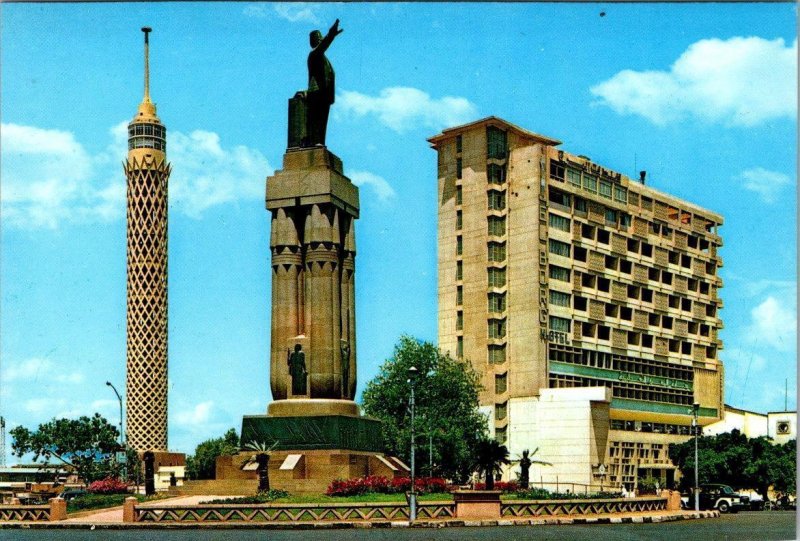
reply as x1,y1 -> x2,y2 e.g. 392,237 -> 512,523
0,417 -> 6,467
408,366 -> 418,521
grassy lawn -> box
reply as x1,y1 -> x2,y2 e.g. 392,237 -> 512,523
66,493 -> 168,514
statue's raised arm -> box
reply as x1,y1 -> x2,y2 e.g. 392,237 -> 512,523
305,19 -> 343,147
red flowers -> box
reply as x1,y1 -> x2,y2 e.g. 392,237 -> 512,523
87,477 -> 129,494
326,476 -> 448,496
473,481 -> 519,492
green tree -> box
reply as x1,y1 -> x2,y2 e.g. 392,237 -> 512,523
669,429 -> 797,498
186,428 -> 240,480
361,336 -> 487,481
10,414 -> 121,483
474,437 -> 510,490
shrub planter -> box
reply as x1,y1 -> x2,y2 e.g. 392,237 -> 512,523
453,490 -> 502,519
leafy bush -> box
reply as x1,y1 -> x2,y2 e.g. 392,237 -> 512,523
473,481 -> 519,492
326,476 -> 448,496
87,477 -> 129,495
637,476 -> 661,495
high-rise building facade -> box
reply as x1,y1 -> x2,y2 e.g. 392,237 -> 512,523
430,117 -> 724,490
125,27 -> 171,452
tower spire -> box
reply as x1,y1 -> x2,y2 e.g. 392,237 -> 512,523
142,26 -> 152,103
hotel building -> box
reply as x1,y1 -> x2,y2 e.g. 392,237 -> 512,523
430,117 -> 724,490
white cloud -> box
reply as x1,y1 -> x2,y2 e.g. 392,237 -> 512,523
337,87 -> 478,133
738,167 -> 793,203
1,122 -> 272,229
168,130 -> 271,218
244,3 -> 320,24
591,37 -> 797,126
175,401 -> 215,426
273,3 -> 320,24
349,170 -> 396,202
3,357 -> 84,384
745,295 -> 797,352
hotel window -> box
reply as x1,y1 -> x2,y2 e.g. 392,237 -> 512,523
456,134 -> 462,153
641,243 -> 653,258
581,322 -> 596,338
456,185 -> 462,205
583,174 -> 598,193
488,267 -> 506,287
627,285 -> 640,299
597,229 -> 610,244
456,311 -> 463,331
575,196 -> 587,214
628,332 -> 640,346
620,213 -> 632,228
488,241 -> 506,262
605,303 -> 619,317
642,334 -> 654,348
598,325 -> 611,340
495,402 -> 508,421
648,268 -> 660,281
456,286 -> 463,305
581,223 -> 595,240
614,185 -> 628,203
574,296 -> 588,311
489,345 -> 507,364
706,346 -> 716,359
669,295 -> 680,309
599,181 -> 613,199
681,254 -> 692,268
662,271 -> 673,285
456,261 -> 463,280
681,342 -> 692,355
649,313 -> 660,326
487,126 -> 507,159
495,372 -> 508,393
456,158 -> 462,179
641,288 -> 653,303
550,290 -> 571,307
681,298 -> 692,311
549,188 -> 571,209
619,260 -> 632,274
550,160 -> 566,181
549,265 -> 570,282
605,255 -> 618,270
488,292 -> 507,313
495,427 -> 507,444
549,239 -> 570,257
567,168 -> 581,187
456,236 -> 463,256
574,246 -> 587,262
581,273 -> 596,288
642,196 -> 653,210
456,210 -> 462,230
488,318 -> 507,338
669,251 -> 679,265
549,316 -> 571,333
627,238 -> 639,252
488,190 -> 506,211
456,336 -> 463,358
549,213 -> 571,232
620,307 -> 633,321
597,277 -> 611,292
488,216 -> 506,236
488,164 -> 505,185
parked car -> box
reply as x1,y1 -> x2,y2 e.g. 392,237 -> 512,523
682,484 -> 748,513
59,488 -> 87,501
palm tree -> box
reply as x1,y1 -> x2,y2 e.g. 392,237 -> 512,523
243,441 -> 278,493
515,448 -> 552,489
473,437 -> 510,490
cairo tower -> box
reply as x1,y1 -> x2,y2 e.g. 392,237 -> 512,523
124,27 -> 171,452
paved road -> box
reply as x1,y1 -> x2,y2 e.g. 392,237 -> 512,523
1,511 -> 794,541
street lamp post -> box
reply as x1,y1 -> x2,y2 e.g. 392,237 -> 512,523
691,402 -> 700,512
408,366 -> 419,522
106,381 -> 124,446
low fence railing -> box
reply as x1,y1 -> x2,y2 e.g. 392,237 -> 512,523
130,500 -> 455,523
0,498 -> 67,521
501,496 -> 667,517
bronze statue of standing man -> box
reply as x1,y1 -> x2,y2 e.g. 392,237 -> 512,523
306,19 -> 343,146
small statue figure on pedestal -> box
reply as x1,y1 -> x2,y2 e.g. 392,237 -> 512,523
288,344 -> 307,395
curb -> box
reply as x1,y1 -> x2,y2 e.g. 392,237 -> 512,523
0,510 -> 720,529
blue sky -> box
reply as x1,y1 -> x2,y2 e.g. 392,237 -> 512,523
1,3 -> 796,462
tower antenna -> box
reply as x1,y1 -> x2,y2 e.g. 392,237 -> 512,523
142,26 -> 152,102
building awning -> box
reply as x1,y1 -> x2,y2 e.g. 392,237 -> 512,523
279,454 -> 303,471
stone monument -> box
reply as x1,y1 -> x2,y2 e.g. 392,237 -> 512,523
225,20 -> 406,494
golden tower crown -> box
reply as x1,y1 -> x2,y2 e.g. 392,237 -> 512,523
128,26 -> 166,154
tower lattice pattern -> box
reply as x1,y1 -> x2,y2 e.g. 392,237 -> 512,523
125,156 -> 170,452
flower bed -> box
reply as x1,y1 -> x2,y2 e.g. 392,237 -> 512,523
87,477 -> 129,495
326,476 -> 447,496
